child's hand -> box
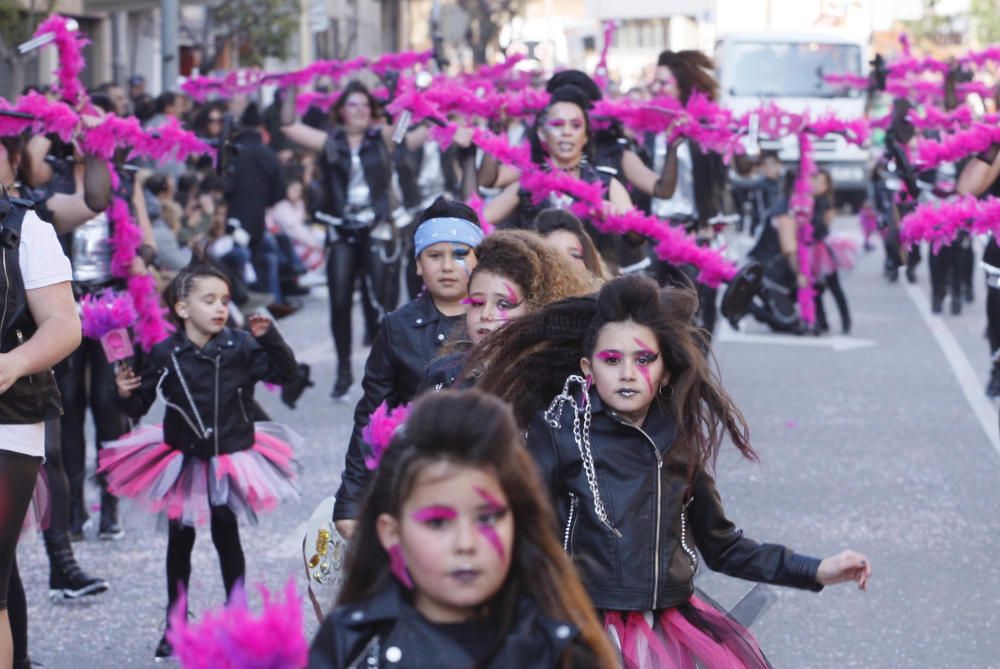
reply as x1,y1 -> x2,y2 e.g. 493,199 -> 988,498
116,364 -> 141,399
248,314 -> 272,338
817,550 -> 871,591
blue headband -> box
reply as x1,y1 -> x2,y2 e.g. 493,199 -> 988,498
413,217 -> 484,258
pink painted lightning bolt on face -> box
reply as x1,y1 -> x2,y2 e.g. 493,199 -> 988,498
474,487 -> 510,563
583,321 -> 666,426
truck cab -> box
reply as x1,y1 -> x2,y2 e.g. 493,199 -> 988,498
716,31 -> 870,208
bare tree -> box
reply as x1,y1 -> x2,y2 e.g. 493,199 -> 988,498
0,0 -> 58,97
208,0 -> 298,68
457,0 -> 525,65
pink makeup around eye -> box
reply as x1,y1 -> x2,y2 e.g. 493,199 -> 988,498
474,487 -> 508,563
411,506 -> 458,523
597,350 -> 621,361
633,338 -> 656,393
502,282 -> 520,305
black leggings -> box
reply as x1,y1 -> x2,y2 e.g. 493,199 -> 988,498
57,338 -> 130,506
0,450 -> 42,610
42,418 -> 70,537
165,506 -> 245,617
326,230 -> 401,371
815,271 -> 851,332
8,558 -> 26,662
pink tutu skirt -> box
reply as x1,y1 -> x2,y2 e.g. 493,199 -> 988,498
20,468 -> 50,538
604,595 -> 769,669
97,422 -> 300,527
812,237 -> 858,276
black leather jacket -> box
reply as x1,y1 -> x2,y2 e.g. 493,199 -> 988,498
319,128 -> 392,226
525,388 -> 823,612
308,582 -> 592,669
120,326 -> 297,458
0,202 -> 62,424
225,130 -> 285,242
334,293 -> 463,521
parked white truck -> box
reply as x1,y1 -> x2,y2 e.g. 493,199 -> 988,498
716,31 -> 870,208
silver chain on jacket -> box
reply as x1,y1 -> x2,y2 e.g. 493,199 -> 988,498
544,375 -> 622,537
170,352 -> 211,439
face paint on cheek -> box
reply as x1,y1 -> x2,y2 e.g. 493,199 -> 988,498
474,487 -> 508,563
633,337 -> 657,395
388,545 -> 414,589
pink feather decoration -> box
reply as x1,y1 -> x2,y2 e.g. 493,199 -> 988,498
900,194 -> 1000,251
369,49 -> 434,76
6,92 -> 79,142
34,15 -> 89,107
362,401 -> 412,470
822,73 -> 870,90
899,33 -> 912,57
167,579 -> 308,669
129,273 -> 173,351
791,133 -> 816,325
464,194 -> 493,235
80,290 -> 136,339
594,21 -> 617,89
108,197 -> 172,351
915,122 -> 1000,169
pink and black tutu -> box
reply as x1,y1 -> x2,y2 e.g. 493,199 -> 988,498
811,237 -> 858,276
97,422 -> 300,527
604,595 -> 769,669
20,468 -> 50,538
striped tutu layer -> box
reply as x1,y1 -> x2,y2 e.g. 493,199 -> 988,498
97,422 -> 300,527
812,237 -> 859,276
605,595 -> 770,669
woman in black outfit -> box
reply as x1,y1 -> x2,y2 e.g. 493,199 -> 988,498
281,82 -> 399,399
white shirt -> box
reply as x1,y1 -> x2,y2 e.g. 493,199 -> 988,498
0,210 -> 73,458
651,138 -> 697,220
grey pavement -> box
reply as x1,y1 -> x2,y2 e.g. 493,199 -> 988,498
16,220 -> 1000,668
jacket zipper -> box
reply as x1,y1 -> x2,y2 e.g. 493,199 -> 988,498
615,415 -> 665,611
563,493 -> 578,552
213,354 -> 221,456
237,387 -> 250,423
0,250 -> 9,343
15,330 -> 30,383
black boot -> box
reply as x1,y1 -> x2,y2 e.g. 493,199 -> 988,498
68,495 -> 88,542
331,366 -> 353,400
45,531 -> 109,602
154,633 -> 173,661
98,491 -> 124,541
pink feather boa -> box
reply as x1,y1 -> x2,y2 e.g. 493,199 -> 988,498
914,121 -> 1000,168
593,21 -> 617,89
900,194 -> 1000,251
0,92 -> 78,141
167,580 -> 308,669
80,289 -> 136,339
791,133 -> 817,325
362,401 -> 412,470
34,15 -> 89,107
107,197 -> 173,351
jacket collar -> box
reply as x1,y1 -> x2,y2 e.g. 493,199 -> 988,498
586,386 -> 677,447
168,327 -> 239,356
409,291 -> 447,328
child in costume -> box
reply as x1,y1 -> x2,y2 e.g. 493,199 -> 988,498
101,262 -> 301,661
469,274 -> 872,668
310,389 -> 619,668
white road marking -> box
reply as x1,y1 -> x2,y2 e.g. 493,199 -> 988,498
716,321 -> 877,352
903,282 -> 1000,456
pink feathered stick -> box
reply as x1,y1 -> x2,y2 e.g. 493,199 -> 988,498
792,133 -> 817,325
33,15 -> 89,107
167,580 -> 308,669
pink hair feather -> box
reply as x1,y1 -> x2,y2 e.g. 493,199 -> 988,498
362,401 -> 412,470
80,290 -> 137,339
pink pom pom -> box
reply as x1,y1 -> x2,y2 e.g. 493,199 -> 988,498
362,401 -> 412,470
167,579 -> 308,669
80,290 -> 137,339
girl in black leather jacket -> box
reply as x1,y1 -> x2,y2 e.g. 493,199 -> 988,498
101,263 -> 300,661
469,275 -> 872,668
310,389 -> 618,669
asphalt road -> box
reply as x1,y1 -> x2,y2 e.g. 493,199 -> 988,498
16,219 -> 1000,668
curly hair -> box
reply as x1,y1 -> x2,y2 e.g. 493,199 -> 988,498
338,390 -> 619,669
532,208 -> 609,281
470,230 -> 599,313
657,50 -> 719,103
467,275 -> 754,477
